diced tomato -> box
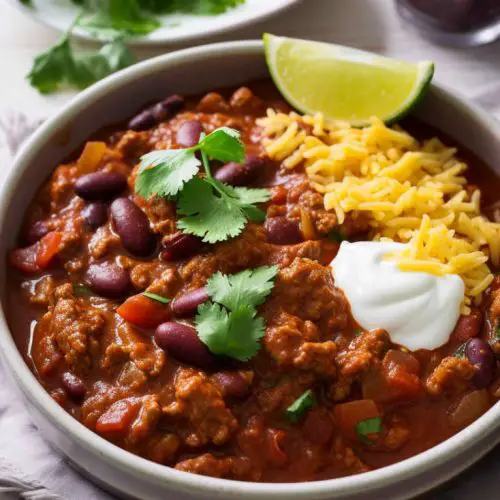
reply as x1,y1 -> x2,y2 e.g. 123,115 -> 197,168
95,398 -> 141,435
266,428 -> 288,466
451,309 -> 483,343
36,232 -> 63,268
117,294 -> 170,329
334,399 -> 380,440
363,351 -> 421,403
10,231 -> 63,274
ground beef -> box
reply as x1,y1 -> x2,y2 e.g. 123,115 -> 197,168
163,368 -> 238,447
425,357 -> 476,396
266,257 -> 349,333
42,284 -> 104,373
338,329 -> 389,377
264,311 -> 336,376
175,454 -> 254,480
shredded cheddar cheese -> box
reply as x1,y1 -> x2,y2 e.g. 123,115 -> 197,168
257,111 -> 500,313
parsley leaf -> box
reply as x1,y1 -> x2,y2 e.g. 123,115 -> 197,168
27,25 -> 135,94
206,265 -> 279,311
286,390 -> 315,422
356,417 -> 382,445
143,292 -> 170,304
195,266 -> 278,361
137,150 -> 201,198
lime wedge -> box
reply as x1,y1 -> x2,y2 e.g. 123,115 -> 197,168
263,34 -> 434,126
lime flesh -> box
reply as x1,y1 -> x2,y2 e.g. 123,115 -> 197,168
264,34 -> 434,126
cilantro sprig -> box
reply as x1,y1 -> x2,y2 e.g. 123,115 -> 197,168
27,19 -> 134,94
195,265 -> 279,361
136,127 -> 271,244
356,416 -> 382,445
286,389 -> 315,423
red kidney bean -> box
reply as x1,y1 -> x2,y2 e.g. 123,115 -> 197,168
453,309 -> 483,342
111,198 -> 156,257
466,338 -> 495,389
214,155 -> 267,186
176,120 -> 204,147
26,220 -> 49,244
212,372 -> 250,399
265,216 -> 303,245
61,372 -> 86,403
160,232 -> 202,261
171,287 -> 210,317
155,322 -> 217,370
85,262 -> 131,298
82,202 -> 108,229
128,95 -> 185,131
75,172 -> 127,202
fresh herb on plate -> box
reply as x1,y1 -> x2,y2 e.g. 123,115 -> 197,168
136,127 -> 271,243
195,265 -> 279,361
143,292 -> 170,304
356,416 -> 382,445
286,389 -> 315,422
142,0 -> 245,15
27,21 -> 134,94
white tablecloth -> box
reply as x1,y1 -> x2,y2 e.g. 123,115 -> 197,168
1,0 -> 500,498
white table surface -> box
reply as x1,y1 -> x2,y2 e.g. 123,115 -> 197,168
0,0 -> 499,498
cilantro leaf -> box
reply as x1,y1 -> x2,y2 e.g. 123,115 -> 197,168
79,0 -> 161,36
454,341 -> 468,359
137,149 -> 200,199
27,36 -> 74,94
356,417 -> 382,445
198,127 -> 245,163
196,303 -> 265,361
177,177 -> 247,243
206,265 -> 279,311
27,27 -> 135,94
286,390 -> 315,423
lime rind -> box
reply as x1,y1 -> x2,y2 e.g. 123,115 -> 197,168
263,33 -> 434,127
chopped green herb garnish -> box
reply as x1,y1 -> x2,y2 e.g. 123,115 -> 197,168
495,322 -> 500,340
136,127 -> 271,244
454,341 -> 468,359
354,328 -> 364,337
356,416 -> 382,445
195,266 -> 279,361
328,229 -> 345,242
73,283 -> 92,297
143,292 -> 170,304
286,389 -> 315,422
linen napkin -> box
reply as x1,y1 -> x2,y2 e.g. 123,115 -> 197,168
1,108 -> 500,500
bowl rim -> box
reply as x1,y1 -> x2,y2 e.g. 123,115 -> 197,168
1,39 -> 500,499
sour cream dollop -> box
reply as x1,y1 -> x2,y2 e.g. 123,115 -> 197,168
331,241 -> 464,351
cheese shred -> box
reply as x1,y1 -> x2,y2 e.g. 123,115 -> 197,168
257,111 -> 500,313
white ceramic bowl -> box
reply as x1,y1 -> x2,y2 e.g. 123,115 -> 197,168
1,41 -> 500,500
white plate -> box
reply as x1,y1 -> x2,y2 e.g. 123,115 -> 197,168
7,0 -> 301,45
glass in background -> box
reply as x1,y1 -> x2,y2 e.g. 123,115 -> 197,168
396,0 -> 500,46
